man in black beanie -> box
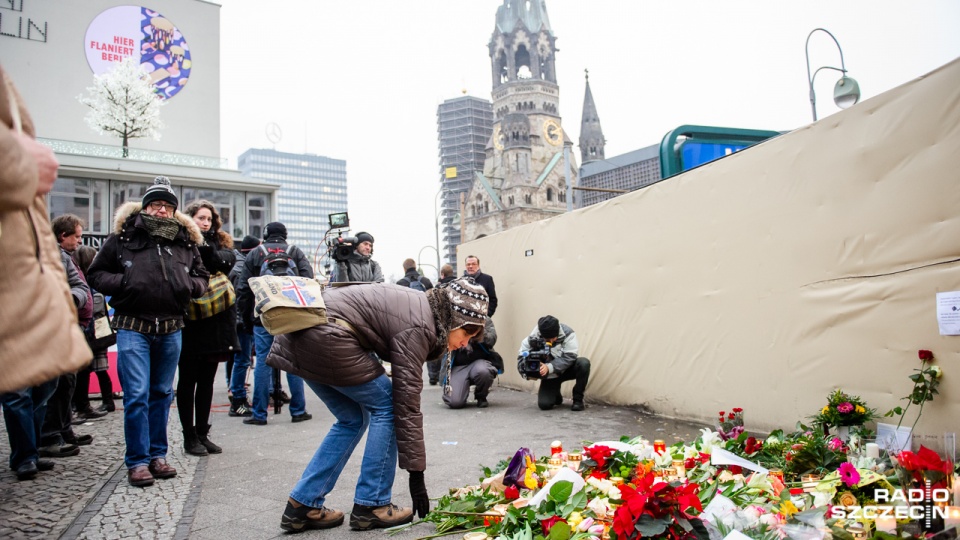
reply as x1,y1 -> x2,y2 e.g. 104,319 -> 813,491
331,230 -> 383,283
517,315 -> 591,411
236,221 -> 315,425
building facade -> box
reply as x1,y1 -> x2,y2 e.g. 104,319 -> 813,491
3,0 -> 278,246
238,149 -> 348,274
462,0 -> 578,241
436,96 -> 493,269
577,145 -> 662,208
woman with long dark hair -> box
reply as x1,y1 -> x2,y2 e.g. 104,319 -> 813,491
177,200 -> 239,456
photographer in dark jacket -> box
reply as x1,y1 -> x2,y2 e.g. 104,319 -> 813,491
87,176 -> 208,487
176,200 -> 240,456
235,222 -> 314,425
331,231 -> 384,283
518,315 -> 590,412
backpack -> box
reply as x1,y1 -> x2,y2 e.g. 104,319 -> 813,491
407,277 -> 426,292
259,245 -> 298,277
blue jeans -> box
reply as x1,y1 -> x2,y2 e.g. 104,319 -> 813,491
116,329 -> 181,469
251,326 -> 306,421
0,378 -> 59,470
230,330 -> 254,399
290,376 -> 397,508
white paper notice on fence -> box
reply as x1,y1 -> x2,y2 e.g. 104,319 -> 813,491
936,291 -> 960,335
876,422 -> 911,453
710,447 -> 768,474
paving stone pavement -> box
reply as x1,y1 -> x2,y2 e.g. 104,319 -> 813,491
1,372 -> 710,540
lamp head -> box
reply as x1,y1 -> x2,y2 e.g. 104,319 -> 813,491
833,75 -> 860,109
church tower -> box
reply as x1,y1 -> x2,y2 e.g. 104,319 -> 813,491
579,70 -> 606,163
463,0 -> 578,242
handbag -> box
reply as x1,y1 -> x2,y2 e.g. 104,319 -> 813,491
85,293 -> 117,350
186,272 -> 236,320
249,275 -> 327,335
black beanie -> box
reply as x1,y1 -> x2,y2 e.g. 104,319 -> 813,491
538,315 -> 560,339
265,222 -> 287,239
355,231 -> 374,245
240,235 -> 261,252
141,176 -> 179,209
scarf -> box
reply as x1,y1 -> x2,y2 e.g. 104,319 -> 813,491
140,213 -> 181,241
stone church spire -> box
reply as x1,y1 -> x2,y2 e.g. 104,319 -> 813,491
579,69 -> 605,162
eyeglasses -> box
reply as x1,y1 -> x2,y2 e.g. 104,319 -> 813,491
148,201 -> 176,212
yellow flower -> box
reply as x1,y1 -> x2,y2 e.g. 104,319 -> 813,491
568,512 -> 583,530
523,456 -> 538,489
822,406 -> 830,415
855,405 -> 865,414
838,491 -> 858,507
779,500 -> 799,519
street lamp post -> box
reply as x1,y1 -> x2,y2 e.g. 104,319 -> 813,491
805,28 -> 861,122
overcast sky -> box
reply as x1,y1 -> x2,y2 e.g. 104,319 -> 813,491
218,0 -> 960,281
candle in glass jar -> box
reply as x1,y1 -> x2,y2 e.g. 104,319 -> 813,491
865,443 -> 880,459
801,474 -> 821,492
672,460 -> 686,478
551,441 -> 563,456
944,507 -> 960,530
768,469 -> 784,483
653,440 -> 666,454
874,513 -> 896,534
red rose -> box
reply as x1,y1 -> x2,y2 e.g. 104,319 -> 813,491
684,458 -> 696,469
504,485 -> 519,500
918,349 -> 934,361
541,516 -> 566,534
728,465 -> 743,474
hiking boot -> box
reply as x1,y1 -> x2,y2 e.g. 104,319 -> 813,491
349,503 -> 414,530
571,400 -> 586,412
197,424 -> 222,454
148,458 -> 177,479
128,465 -> 155,487
229,397 -> 252,417
291,413 -> 313,423
281,498 -> 344,532
183,427 -> 208,456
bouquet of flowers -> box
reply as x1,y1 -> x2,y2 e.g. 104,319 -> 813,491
894,445 -> 954,491
809,389 -> 876,429
611,473 -> 706,540
718,408 -> 744,441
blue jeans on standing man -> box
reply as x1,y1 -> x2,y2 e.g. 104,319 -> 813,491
230,329 -> 253,400
0,377 -> 59,471
115,329 -> 181,469
251,326 -> 306,422
289,375 -> 397,508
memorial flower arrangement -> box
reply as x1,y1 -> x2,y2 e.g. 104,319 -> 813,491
717,408 -> 744,441
893,445 -> 954,491
610,474 -> 704,540
809,389 -> 877,429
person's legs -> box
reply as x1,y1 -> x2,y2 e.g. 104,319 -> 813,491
286,372 -> 307,417
468,360 -> 498,402
230,330 -> 253,400
147,331 -> 181,461
425,359 -> 440,385
39,373 -> 73,447
2,388 -> 36,470
569,357 -> 591,404
116,329 -> 153,469
193,360 -> 219,429
250,326 -> 274,422
95,369 -> 115,411
348,375 -> 396,507
441,365 -> 472,409
537,377 -> 562,410
176,358 -> 198,430
289,380 -> 369,508
74,365 -> 93,413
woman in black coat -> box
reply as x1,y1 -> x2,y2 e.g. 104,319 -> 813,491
177,200 -> 240,455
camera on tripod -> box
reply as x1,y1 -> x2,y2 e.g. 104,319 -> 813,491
325,212 -> 356,263
518,337 -> 552,380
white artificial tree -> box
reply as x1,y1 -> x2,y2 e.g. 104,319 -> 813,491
77,57 -> 164,157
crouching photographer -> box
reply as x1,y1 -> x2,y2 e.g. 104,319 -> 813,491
442,317 -> 501,409
517,315 -> 590,411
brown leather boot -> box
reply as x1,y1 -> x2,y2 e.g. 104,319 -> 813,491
148,458 -> 177,479
128,465 -> 155,487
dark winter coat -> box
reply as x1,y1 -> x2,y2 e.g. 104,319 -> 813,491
87,202 -> 208,325
235,236 -> 314,330
180,229 -> 240,360
267,283 -> 444,472
331,251 -> 384,283
396,268 -> 433,291
463,270 -> 498,316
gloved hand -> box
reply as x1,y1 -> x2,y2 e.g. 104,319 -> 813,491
409,470 -> 429,518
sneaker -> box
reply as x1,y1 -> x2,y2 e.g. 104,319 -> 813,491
571,400 -> 586,412
291,413 -> 313,423
243,417 -> 267,426
349,503 -> 414,530
281,498 -> 344,532
229,398 -> 253,417
476,399 -> 489,408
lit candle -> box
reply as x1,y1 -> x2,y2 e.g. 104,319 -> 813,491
874,515 -> 896,534
653,440 -> 666,454
551,441 -> 563,456
673,459 -> 687,478
865,443 -> 880,459
801,474 -> 821,493
945,506 -> 960,530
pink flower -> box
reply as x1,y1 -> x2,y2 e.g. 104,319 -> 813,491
837,402 -> 854,414
827,437 -> 844,451
839,462 -> 860,487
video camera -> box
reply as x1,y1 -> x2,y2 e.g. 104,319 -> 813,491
517,337 -> 552,380
325,212 -> 356,263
